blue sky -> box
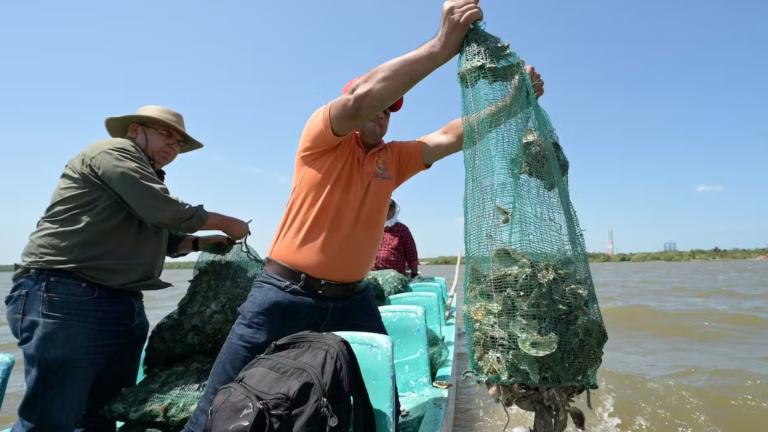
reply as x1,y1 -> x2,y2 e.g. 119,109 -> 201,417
0,0 -> 765,264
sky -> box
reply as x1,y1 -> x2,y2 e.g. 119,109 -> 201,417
0,0 -> 765,264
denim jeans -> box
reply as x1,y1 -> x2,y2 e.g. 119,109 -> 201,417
183,270 -> 390,432
4,270 -> 149,432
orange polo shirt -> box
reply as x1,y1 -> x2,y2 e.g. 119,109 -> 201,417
268,105 -> 428,282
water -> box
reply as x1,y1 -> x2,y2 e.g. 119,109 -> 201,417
452,261 -> 768,432
1,261 -> 766,431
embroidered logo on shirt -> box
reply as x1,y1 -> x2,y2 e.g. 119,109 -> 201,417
374,152 -> 394,180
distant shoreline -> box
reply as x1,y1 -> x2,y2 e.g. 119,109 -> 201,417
422,248 -> 768,265
2,248 -> 766,272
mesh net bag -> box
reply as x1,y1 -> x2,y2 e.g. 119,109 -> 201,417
143,244 -> 264,371
103,356 -> 213,431
459,24 -> 607,390
105,244 -> 264,429
365,269 -> 412,306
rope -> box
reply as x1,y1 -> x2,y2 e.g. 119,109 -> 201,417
446,250 -> 463,305
234,219 -> 262,262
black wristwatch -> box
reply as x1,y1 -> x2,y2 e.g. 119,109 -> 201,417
192,236 -> 200,252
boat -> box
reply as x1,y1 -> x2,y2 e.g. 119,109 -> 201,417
0,266 -> 461,432
342,273 -> 458,432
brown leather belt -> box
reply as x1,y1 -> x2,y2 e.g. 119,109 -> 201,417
264,259 -> 363,299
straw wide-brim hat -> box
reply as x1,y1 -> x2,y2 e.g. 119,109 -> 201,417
105,105 -> 204,153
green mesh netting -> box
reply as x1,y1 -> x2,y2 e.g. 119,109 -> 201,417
459,24 -> 607,390
143,244 -> 264,371
105,244 -> 264,430
427,327 -> 448,380
365,269 -> 412,306
103,356 -> 213,431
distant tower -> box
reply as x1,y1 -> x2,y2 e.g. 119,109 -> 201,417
663,241 -> 678,252
607,230 -> 614,256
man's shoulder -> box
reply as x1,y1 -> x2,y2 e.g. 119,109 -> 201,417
80,138 -> 139,158
74,138 -> 148,173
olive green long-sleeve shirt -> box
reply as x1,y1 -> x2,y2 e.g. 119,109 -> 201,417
16,138 -> 209,290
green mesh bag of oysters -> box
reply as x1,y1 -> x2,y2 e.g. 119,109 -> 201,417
459,22 -> 607,430
104,243 -> 264,431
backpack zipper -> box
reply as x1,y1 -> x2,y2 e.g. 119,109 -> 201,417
210,381 -> 283,431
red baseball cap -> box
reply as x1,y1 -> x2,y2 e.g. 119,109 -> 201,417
342,77 -> 404,113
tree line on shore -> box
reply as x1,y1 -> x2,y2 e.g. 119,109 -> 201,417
421,247 -> 768,265
1,247 -> 765,272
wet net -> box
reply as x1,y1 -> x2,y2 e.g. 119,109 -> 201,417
104,244 -> 264,430
459,24 -> 607,390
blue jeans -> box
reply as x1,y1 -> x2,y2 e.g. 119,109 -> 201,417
183,270 -> 389,432
4,270 -> 149,432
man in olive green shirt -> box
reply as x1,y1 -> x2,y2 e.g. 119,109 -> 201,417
5,105 -> 250,431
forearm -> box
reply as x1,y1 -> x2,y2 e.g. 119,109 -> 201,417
200,212 -> 236,232
174,235 -> 195,255
332,41 -> 452,136
197,212 -> 249,240
356,42 -> 449,116
465,74 -> 524,134
422,77 -> 522,166
422,118 -> 464,165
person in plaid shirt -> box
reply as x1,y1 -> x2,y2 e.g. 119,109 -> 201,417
373,199 -> 419,278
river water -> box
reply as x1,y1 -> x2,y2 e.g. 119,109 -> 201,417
1,261 -> 766,431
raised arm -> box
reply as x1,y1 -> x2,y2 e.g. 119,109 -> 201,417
328,1 -> 483,137
420,65 -> 545,165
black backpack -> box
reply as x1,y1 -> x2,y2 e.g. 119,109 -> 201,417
206,331 -> 376,432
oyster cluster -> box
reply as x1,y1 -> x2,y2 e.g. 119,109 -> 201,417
466,248 -> 606,431
520,128 -> 569,192
465,247 -> 606,387
459,24 -> 525,89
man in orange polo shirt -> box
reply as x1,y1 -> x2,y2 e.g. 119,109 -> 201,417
184,1 -> 545,429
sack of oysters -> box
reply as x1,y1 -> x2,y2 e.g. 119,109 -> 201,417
104,244 -> 264,431
459,22 -> 608,432
365,269 -> 412,306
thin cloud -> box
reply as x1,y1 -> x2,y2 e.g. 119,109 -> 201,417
696,185 -> 725,193
250,166 -> 289,185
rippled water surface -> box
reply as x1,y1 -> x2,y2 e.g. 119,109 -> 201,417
1,261 -> 766,431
